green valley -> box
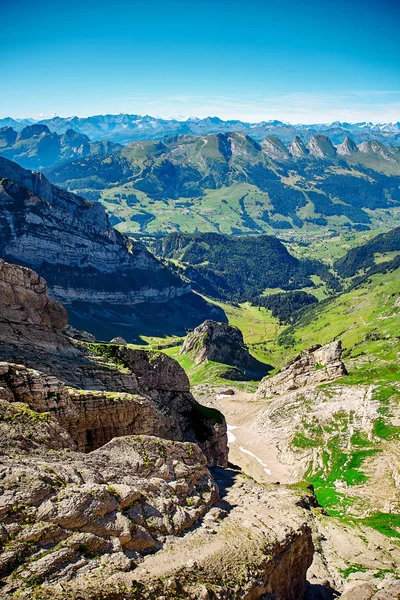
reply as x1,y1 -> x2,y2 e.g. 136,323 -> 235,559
45,132 -> 400,236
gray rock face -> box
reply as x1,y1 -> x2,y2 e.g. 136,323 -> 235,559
257,341 -> 347,399
289,135 -> 309,158
307,135 -> 337,159
337,136 -> 358,156
0,434 -> 218,594
0,349 -> 228,465
0,258 -> 76,356
261,135 -> 291,161
0,260 -> 228,466
180,319 -> 270,375
358,140 -> 397,162
0,160 -> 189,307
110,336 -> 127,345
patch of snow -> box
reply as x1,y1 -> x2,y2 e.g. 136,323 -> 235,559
227,424 -> 238,443
239,446 -> 272,475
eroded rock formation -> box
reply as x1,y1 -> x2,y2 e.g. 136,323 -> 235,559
180,319 -> 271,377
0,434 -> 218,595
0,259 -> 228,466
257,341 -> 347,399
0,258 -> 76,356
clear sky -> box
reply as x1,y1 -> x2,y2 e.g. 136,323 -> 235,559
1,0 -> 399,123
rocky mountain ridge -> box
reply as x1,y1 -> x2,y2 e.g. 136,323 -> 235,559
2,114 -> 399,146
47,131 -> 400,235
257,341 -> 348,398
0,124 -> 120,170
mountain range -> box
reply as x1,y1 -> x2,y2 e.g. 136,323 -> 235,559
2,114 -> 400,145
0,123 -> 120,170
46,131 -> 400,235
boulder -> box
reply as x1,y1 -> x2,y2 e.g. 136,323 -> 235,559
110,336 -> 127,345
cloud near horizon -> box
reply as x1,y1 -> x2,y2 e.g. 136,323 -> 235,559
22,91 -> 400,125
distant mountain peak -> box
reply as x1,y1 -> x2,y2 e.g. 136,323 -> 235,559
17,123 -> 50,141
336,136 -> 358,156
307,135 -> 337,159
289,136 -> 309,158
358,139 -> 397,162
261,135 -> 291,160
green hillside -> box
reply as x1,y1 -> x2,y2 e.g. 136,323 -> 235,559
334,226 -> 400,277
46,132 -> 400,235
153,232 -> 337,301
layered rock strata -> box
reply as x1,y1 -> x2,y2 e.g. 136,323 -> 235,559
0,434 -> 218,596
0,159 -> 188,306
0,259 -> 228,466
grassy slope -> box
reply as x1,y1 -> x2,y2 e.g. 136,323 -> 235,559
127,253 -> 400,547
129,263 -> 400,374
101,180 -> 400,237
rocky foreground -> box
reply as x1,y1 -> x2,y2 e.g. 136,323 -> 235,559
0,260 -> 318,599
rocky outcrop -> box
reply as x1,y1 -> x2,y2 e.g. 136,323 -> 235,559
289,135 -> 309,158
110,336 -> 127,345
0,434 -> 218,596
261,135 -> 291,161
257,341 -> 347,399
358,140 -> 397,162
0,259 -> 228,466
0,258 -> 76,356
0,460 -> 315,600
180,320 -> 271,376
0,354 -> 228,465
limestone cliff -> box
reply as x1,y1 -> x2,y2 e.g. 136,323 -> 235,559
0,258 -> 76,356
0,259 -> 228,466
0,157 -> 223,340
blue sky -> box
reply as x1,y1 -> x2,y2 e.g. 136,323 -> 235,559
1,0 -> 399,123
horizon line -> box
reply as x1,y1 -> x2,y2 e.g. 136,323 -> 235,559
1,113 -> 399,126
